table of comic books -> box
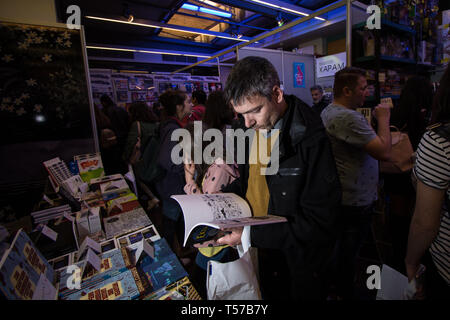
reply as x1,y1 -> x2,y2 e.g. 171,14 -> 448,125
0,153 -> 201,300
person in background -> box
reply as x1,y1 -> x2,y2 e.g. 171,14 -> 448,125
183,91 -> 236,298
320,67 -> 391,300
123,101 -> 159,162
202,90 -> 234,131
156,89 -> 192,260
405,65 -> 450,300
99,94 -> 130,175
383,75 -> 434,273
310,85 -> 331,115
123,101 -> 160,210
217,56 -> 342,300
152,101 -> 163,121
181,90 -> 207,126
182,120 -> 239,299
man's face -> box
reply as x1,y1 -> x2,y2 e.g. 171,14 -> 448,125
349,76 -> 370,109
311,89 -> 322,104
232,89 -> 282,130
177,95 -> 192,119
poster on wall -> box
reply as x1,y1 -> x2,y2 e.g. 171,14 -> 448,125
315,52 -> 346,78
114,79 -> 128,91
90,70 -> 113,105
131,91 -> 156,102
116,91 -> 129,103
128,76 -> 154,91
293,62 -> 306,88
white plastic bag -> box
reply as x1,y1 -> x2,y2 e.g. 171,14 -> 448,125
206,247 -> 261,300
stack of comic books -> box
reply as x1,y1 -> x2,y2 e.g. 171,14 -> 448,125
30,204 -> 72,225
43,158 -> 74,190
103,208 -> 152,239
74,153 -> 105,183
0,226 -> 198,300
0,229 -> 57,300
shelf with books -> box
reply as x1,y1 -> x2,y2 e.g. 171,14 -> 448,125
355,55 -> 416,64
353,19 -> 416,35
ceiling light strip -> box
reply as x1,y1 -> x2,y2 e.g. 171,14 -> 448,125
248,0 -> 326,21
85,16 -> 249,42
86,45 -> 212,58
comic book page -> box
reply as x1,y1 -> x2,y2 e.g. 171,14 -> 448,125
171,193 -> 287,247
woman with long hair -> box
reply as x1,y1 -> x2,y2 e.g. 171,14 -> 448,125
182,91 -> 239,298
383,75 -> 434,273
156,90 -> 192,258
405,65 -> 450,299
123,101 -> 160,210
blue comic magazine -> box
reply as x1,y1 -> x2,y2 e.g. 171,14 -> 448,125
131,238 -> 188,292
64,268 -> 141,300
57,247 -> 131,299
0,229 -> 55,300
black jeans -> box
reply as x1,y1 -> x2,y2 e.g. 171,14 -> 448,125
331,203 -> 374,299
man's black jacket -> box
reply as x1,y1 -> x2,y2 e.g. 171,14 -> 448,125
223,94 -> 342,272
312,95 -> 331,115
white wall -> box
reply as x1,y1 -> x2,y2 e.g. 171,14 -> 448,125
297,38 -> 326,55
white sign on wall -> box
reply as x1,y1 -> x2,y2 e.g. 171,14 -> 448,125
316,52 -> 347,78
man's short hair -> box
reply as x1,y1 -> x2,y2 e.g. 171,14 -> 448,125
310,85 -> 323,93
192,90 -> 207,105
225,56 -> 280,106
333,67 -> 366,98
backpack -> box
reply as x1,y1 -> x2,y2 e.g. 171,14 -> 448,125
133,123 -> 165,184
380,126 -> 414,174
100,128 -> 118,149
129,122 -> 142,165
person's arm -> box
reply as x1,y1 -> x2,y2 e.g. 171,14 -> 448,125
184,163 -> 202,195
364,103 -> 391,161
405,180 -> 445,281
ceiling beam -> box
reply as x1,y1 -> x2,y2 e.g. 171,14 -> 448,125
155,0 -> 187,36
175,11 -> 269,31
212,0 -> 297,18
172,0 -> 348,74
85,15 -> 252,42
241,0 -> 326,20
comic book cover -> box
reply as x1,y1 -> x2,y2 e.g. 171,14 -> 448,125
65,268 -> 141,300
103,208 -> 152,239
131,238 -> 188,293
143,276 -> 201,300
58,248 -> 129,300
74,153 -> 105,183
0,229 -> 55,300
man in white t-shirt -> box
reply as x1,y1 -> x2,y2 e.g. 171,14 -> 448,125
320,67 -> 391,299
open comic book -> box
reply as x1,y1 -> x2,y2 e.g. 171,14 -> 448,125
171,193 -> 287,247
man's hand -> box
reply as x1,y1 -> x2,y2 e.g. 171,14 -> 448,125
216,227 -> 243,246
373,103 -> 391,122
193,239 -> 220,248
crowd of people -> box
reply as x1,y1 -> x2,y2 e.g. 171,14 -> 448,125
93,57 -> 450,300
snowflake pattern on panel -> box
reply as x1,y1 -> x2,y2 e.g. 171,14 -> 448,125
0,21 -> 92,143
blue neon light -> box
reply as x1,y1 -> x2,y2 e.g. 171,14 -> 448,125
182,4 -> 199,11
199,7 -> 232,18
181,3 -> 232,18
